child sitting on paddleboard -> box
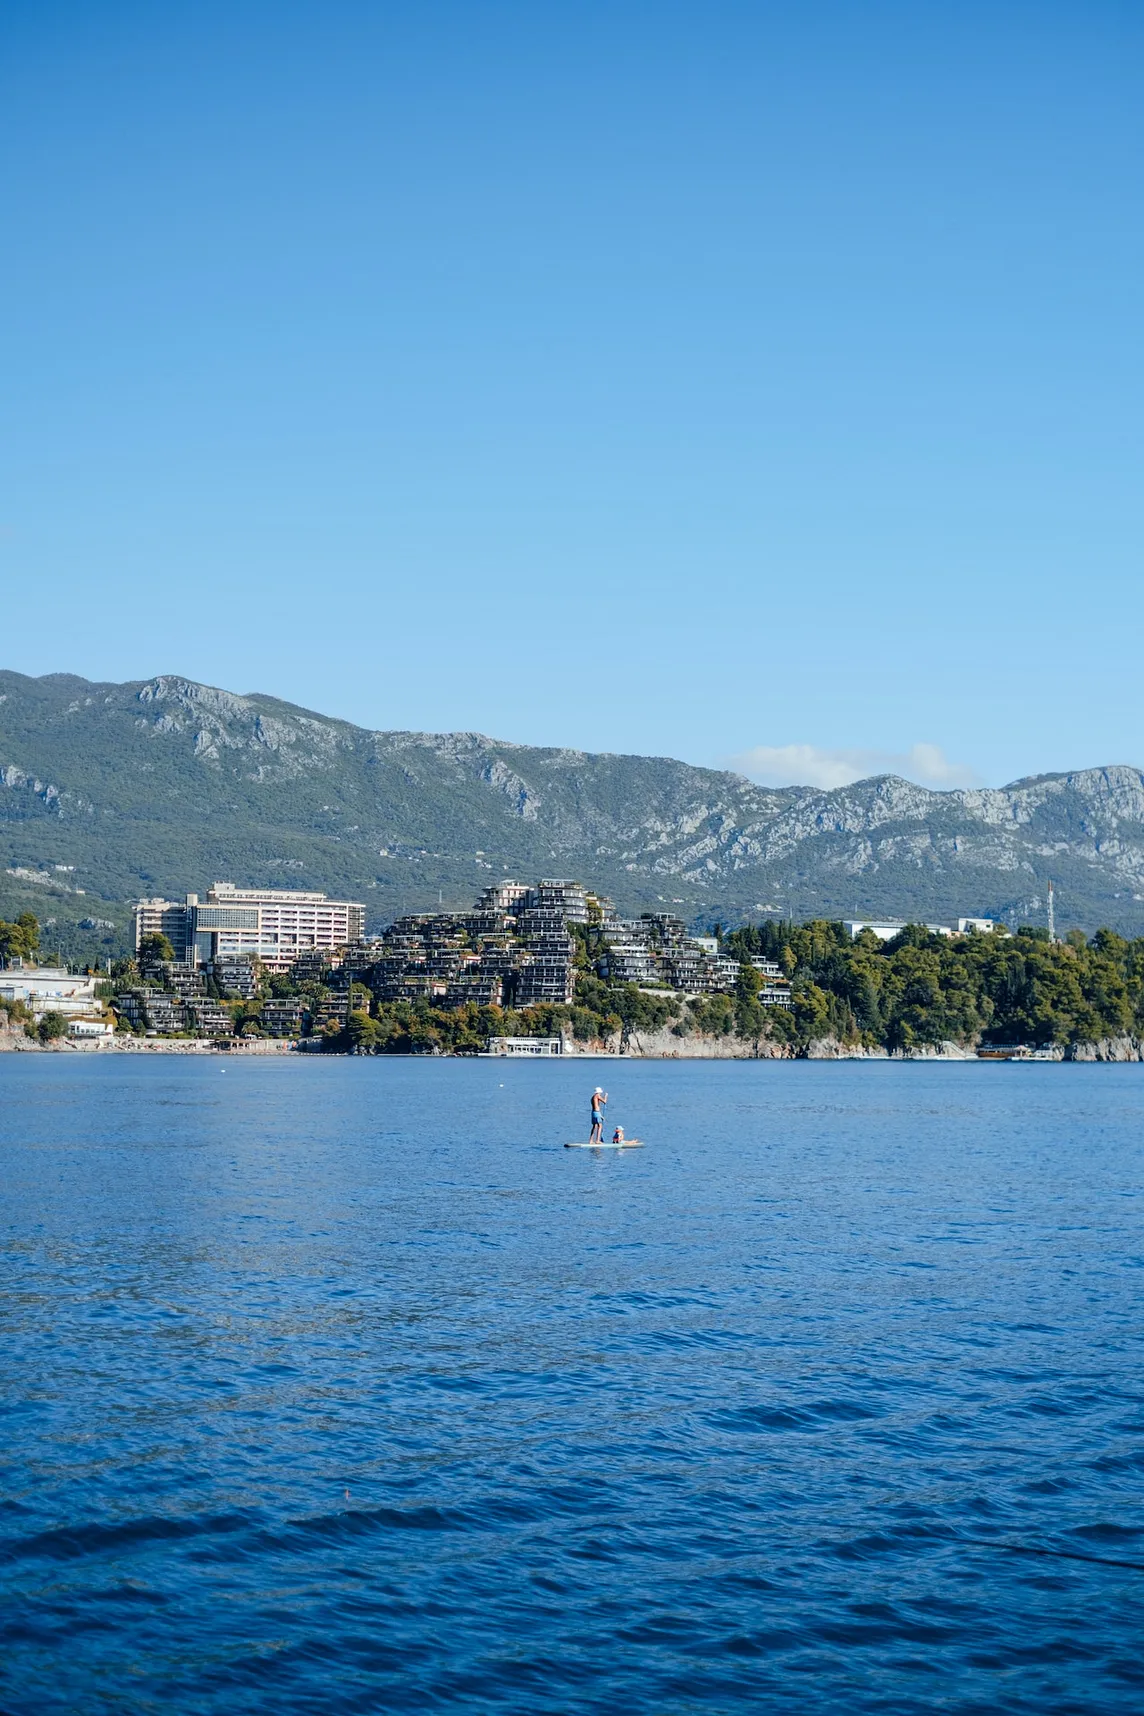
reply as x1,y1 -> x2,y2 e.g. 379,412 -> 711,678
612,1126 -> 625,1144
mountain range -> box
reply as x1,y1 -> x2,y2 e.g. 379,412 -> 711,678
3,669 -> 1144,962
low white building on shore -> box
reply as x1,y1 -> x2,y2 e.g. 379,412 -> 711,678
0,967 -> 102,1018
486,1036 -> 564,1056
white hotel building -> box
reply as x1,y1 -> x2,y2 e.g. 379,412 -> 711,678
135,883 -> 365,971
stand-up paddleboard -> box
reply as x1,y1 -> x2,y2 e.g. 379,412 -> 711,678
564,1139 -> 645,1149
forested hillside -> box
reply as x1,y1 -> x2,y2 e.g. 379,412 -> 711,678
331,922 -> 1144,1058
4,669 -> 1144,965
725,921 -> 1144,1054
52,911 -> 1144,1058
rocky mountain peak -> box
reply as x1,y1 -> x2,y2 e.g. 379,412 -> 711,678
2,669 -> 1144,938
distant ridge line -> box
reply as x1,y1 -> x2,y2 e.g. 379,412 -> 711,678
3,667 -> 1144,946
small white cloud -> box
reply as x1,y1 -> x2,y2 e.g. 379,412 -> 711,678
728,742 -> 982,792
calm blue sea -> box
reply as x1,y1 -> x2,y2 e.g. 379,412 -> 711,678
1,1056 -> 1142,1714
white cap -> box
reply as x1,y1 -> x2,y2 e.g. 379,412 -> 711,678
594,1086 -> 603,1093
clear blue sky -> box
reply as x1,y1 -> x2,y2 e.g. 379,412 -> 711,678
2,1 -> 1141,789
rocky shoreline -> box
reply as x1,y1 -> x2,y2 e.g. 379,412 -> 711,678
590,1030 -> 1144,1061
5,1025 -> 1143,1061
0,1030 -> 292,1055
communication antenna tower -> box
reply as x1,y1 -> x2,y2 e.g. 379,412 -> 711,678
1047,880 -> 1056,943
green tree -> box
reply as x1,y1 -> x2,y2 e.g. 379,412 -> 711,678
0,913 -> 40,961
733,962 -> 767,1040
38,1010 -> 68,1042
791,982 -> 832,1040
138,932 -> 176,963
346,1009 -> 380,1053
1,996 -> 32,1032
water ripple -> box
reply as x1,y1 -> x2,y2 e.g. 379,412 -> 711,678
1,1056 -> 1143,1713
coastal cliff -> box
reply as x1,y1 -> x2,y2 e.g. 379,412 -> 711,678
1064,1035 -> 1144,1062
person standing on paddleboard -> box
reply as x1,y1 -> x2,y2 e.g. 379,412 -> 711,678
589,1087 -> 608,1143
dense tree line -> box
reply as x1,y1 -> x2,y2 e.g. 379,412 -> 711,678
724,920 -> 1144,1051
11,908 -> 1143,1054
268,920 -> 1144,1055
